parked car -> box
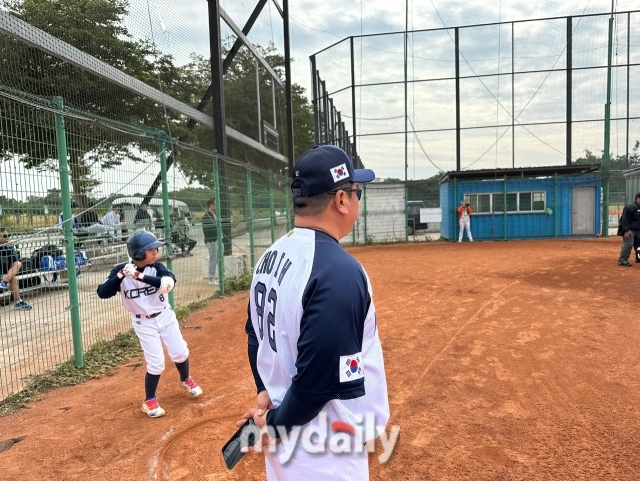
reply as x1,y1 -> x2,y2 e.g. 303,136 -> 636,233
407,200 -> 428,235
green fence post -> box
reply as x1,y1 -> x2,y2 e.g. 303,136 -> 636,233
53,96 -> 83,368
213,151 -> 225,294
453,178 -> 457,242
554,173 -> 558,239
503,175 -> 507,240
268,170 -> 275,244
247,169 -> 255,270
284,187 -> 291,232
352,217 -> 356,246
159,141 -> 174,308
363,183 -> 368,243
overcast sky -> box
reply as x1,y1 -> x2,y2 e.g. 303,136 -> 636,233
121,0 -> 640,179
5,1 -> 638,203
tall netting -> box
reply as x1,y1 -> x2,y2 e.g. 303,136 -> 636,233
313,11 -> 640,222
0,89 -> 291,400
0,0 -> 297,400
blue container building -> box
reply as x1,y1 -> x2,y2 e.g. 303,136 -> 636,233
440,165 -> 601,241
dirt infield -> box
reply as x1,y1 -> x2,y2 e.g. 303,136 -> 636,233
1,237 -> 640,480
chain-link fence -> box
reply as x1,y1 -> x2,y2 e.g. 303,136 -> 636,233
0,88 -> 293,400
311,10 -> 637,213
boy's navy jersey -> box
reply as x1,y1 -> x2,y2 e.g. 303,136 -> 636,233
97,262 -> 176,316
246,228 -> 389,438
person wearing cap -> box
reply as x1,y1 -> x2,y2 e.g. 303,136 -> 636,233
238,145 -> 390,480
618,192 -> 640,266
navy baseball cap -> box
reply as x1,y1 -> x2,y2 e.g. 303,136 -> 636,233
291,145 -> 375,197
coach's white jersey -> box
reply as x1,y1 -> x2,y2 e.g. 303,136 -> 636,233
102,262 -> 174,316
248,228 -> 389,440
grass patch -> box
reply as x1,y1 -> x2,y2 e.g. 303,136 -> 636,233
0,329 -> 142,416
175,299 -> 209,322
224,274 -> 253,293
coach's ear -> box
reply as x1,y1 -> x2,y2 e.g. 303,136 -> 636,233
331,190 -> 351,216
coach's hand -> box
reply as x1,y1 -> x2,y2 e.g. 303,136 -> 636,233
236,407 -> 274,453
256,390 -> 275,416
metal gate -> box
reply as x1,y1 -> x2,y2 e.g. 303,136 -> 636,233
572,187 -> 595,234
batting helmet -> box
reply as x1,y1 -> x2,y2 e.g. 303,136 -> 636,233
127,231 -> 165,261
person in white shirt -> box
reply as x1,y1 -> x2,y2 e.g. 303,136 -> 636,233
101,206 -> 125,236
457,199 -> 473,242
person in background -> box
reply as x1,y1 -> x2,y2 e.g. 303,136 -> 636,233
171,217 -> 196,256
101,205 -> 126,237
78,203 -> 107,235
202,199 -> 219,285
134,202 -> 153,230
457,199 -> 473,242
617,192 -> 640,267
0,227 -> 33,311
58,201 -> 83,231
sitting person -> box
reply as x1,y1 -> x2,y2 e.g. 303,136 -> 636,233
133,203 -> 153,230
77,203 -> 108,235
58,201 -> 84,231
0,227 -> 33,311
171,217 -> 196,256
101,205 -> 126,237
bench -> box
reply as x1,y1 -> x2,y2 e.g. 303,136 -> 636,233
0,235 -> 93,305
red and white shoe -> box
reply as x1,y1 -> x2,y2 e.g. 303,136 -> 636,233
180,377 -> 203,398
141,398 -> 166,418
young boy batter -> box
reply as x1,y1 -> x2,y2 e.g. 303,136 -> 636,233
97,231 -> 202,417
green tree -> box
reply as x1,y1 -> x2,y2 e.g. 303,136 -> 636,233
572,143 -> 640,205
179,44 -> 314,183
0,0 -> 185,206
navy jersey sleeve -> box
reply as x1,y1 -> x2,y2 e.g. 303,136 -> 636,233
97,264 -> 126,298
151,262 -> 177,282
131,262 -> 176,289
245,302 -> 265,392
290,244 -> 369,403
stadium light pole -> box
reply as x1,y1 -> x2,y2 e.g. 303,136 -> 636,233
602,1 -> 614,237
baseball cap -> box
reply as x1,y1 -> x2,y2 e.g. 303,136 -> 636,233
291,145 -> 375,197
71,201 -> 79,208
636,192 -> 640,199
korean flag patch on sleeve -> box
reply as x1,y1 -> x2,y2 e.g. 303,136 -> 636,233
339,353 -> 364,382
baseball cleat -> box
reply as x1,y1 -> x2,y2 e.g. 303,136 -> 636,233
142,398 -> 166,418
181,377 -> 203,397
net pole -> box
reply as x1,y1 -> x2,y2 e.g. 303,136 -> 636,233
54,96 -> 83,368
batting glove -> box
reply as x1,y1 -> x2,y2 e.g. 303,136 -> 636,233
123,262 -> 145,280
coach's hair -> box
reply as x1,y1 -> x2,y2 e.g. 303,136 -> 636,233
293,182 -> 356,217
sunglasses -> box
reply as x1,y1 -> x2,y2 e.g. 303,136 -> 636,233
0,233 -> 9,239
327,188 -> 363,200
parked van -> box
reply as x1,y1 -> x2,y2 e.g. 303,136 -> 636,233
407,200 -> 428,235
111,197 -> 191,230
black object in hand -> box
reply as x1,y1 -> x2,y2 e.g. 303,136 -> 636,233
221,418 -> 259,470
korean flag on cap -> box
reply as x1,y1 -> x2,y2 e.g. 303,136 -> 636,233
331,163 -> 350,183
